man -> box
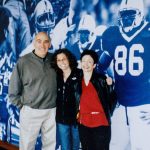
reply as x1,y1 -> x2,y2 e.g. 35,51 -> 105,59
8,32 -> 57,150
65,14 -> 97,60
99,0 -> 150,149
51,0 -> 83,50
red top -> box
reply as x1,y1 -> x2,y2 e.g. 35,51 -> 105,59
78,79 -> 108,127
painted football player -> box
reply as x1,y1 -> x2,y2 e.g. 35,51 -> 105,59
99,0 -> 150,149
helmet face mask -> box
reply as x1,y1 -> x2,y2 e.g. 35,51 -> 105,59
34,0 -> 55,34
78,14 -> 95,47
35,12 -> 55,33
118,0 -> 144,33
78,30 -> 90,44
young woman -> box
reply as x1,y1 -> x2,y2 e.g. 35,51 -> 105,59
77,50 -> 115,150
52,49 -> 80,150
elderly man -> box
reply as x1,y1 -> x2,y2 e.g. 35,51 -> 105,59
9,32 -> 57,150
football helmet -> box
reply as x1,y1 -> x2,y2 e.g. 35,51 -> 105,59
34,0 -> 55,34
118,0 -> 144,33
78,14 -> 96,46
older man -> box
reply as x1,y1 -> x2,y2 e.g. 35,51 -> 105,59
9,32 -> 57,150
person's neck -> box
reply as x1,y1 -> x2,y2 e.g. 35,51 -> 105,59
83,71 -> 93,86
63,68 -> 71,82
34,50 -> 46,59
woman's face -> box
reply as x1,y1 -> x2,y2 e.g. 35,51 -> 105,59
56,53 -> 70,71
81,55 -> 96,73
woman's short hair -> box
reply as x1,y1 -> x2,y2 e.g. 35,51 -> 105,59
80,50 -> 98,64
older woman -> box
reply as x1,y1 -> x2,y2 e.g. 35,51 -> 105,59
77,50 -> 115,150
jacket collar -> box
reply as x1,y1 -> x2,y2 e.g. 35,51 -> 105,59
31,50 -> 49,62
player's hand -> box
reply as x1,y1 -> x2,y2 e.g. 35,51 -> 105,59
106,77 -> 113,85
140,111 -> 150,124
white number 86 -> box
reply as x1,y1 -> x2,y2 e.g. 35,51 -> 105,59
115,44 -> 144,76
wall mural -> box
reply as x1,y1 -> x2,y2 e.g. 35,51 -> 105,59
0,0 -> 150,149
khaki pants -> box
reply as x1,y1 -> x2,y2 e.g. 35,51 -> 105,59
19,106 -> 56,150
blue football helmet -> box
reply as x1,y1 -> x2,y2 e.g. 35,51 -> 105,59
118,0 -> 144,33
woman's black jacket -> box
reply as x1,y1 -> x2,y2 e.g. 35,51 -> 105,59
74,71 -> 117,125
56,69 -> 81,125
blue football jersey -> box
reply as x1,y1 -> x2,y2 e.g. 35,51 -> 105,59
101,22 -> 150,106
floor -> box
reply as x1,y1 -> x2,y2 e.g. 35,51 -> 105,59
0,141 -> 19,150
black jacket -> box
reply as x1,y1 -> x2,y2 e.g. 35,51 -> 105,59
75,71 -> 116,125
56,69 -> 80,125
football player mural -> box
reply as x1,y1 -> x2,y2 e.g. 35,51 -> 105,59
32,0 -> 55,36
0,0 -> 150,149
99,0 -> 150,149
20,0 -> 56,56
64,14 -> 97,60
0,0 -> 31,146
51,0 -> 84,51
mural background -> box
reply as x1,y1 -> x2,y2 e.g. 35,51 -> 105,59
0,0 -> 150,149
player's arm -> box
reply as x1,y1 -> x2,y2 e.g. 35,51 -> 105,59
97,50 -> 112,74
97,26 -> 114,74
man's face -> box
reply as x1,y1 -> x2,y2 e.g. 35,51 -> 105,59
78,30 -> 90,44
34,32 -> 50,58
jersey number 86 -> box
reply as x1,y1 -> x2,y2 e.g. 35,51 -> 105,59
115,44 -> 144,76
